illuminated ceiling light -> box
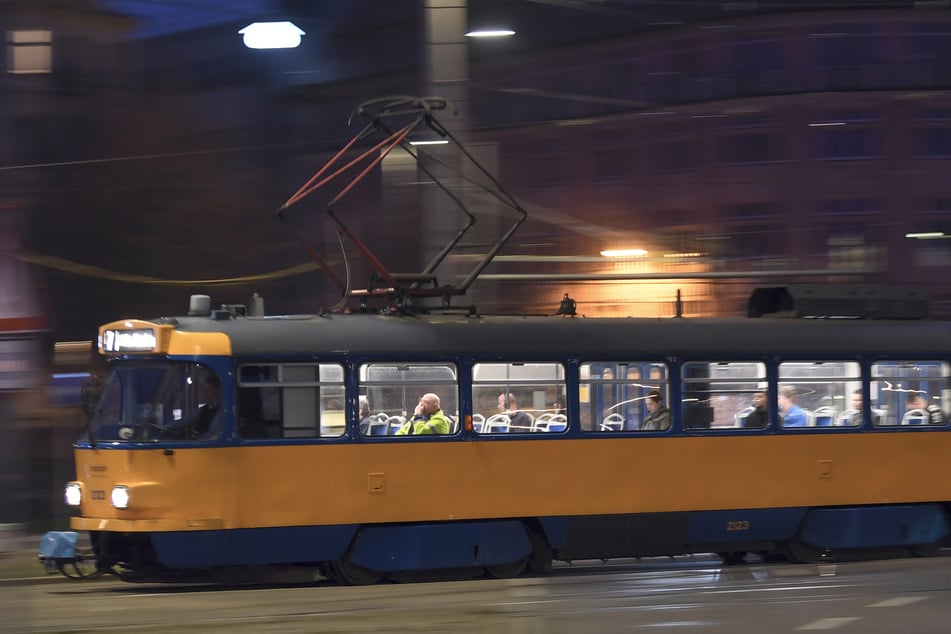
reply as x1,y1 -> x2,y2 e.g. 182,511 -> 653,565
465,29 -> 516,38
408,139 -> 450,146
601,249 -> 648,257
905,231 -> 948,239
239,22 -> 305,49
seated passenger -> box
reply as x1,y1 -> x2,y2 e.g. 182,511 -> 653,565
358,396 -> 375,435
641,389 -> 670,431
906,393 -> 946,425
744,390 -> 769,428
778,386 -> 807,427
497,392 -> 533,429
848,389 -> 864,425
396,393 -> 451,435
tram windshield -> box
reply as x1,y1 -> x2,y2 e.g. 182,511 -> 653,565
84,361 -> 221,442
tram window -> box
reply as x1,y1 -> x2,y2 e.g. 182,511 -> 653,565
359,363 -> 459,435
237,362 -> 346,439
579,362 -> 666,431
777,361 -> 862,427
680,362 -> 767,430
871,361 -> 950,426
88,362 -> 220,442
472,362 -> 566,433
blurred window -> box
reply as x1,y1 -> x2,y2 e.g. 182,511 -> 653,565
812,126 -> 881,160
473,362 -> 566,434
913,127 -> 951,158
871,361 -> 950,426
778,361 -> 862,428
729,222 -> 782,260
730,36 -> 784,73
7,30 -> 51,74
814,28 -> 881,68
581,362 -> 667,432
722,132 -> 782,164
681,362 -> 768,429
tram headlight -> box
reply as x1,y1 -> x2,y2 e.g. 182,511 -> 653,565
111,485 -> 130,509
64,482 -> 82,507
101,328 -> 157,353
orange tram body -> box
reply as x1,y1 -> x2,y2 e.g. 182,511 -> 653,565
39,295 -> 951,584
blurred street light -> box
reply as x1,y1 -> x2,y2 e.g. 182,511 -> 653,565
906,232 -> 949,240
465,29 -> 515,37
238,21 -> 304,49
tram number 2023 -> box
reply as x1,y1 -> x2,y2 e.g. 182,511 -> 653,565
726,520 -> 750,532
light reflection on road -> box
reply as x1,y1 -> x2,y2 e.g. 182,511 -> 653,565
8,552 -> 951,633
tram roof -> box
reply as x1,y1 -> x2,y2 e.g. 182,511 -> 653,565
148,312 -> 951,359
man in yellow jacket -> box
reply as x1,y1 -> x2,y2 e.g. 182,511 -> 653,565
396,393 -> 451,435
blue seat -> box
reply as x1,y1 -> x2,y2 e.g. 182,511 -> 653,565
547,414 -> 567,433
484,414 -> 511,433
813,406 -> 835,427
367,417 -> 389,435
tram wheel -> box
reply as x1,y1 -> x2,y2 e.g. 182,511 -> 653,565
484,557 -> 529,579
756,550 -> 787,563
783,540 -> 825,564
327,557 -> 384,586
909,541 -> 941,558
57,557 -> 102,580
717,551 -> 748,565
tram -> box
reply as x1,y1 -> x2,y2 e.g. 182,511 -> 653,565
37,97 -> 951,583
37,288 -> 951,583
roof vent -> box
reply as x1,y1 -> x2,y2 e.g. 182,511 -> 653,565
188,294 -> 211,316
249,293 -> 264,317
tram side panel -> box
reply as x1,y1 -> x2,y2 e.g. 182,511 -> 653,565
69,430 -> 951,574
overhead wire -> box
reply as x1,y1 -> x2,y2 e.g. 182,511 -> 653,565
17,253 -> 323,286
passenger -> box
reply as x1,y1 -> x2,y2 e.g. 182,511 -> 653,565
641,389 -> 670,431
906,393 -> 946,425
497,392 -> 533,429
849,389 -> 864,425
778,386 -> 807,427
358,396 -> 375,435
744,390 -> 769,428
396,392 -> 451,435
168,372 -> 221,437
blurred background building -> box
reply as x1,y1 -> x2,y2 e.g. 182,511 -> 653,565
1,0 -> 951,526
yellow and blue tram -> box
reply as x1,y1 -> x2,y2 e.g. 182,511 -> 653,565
39,293 -> 951,583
